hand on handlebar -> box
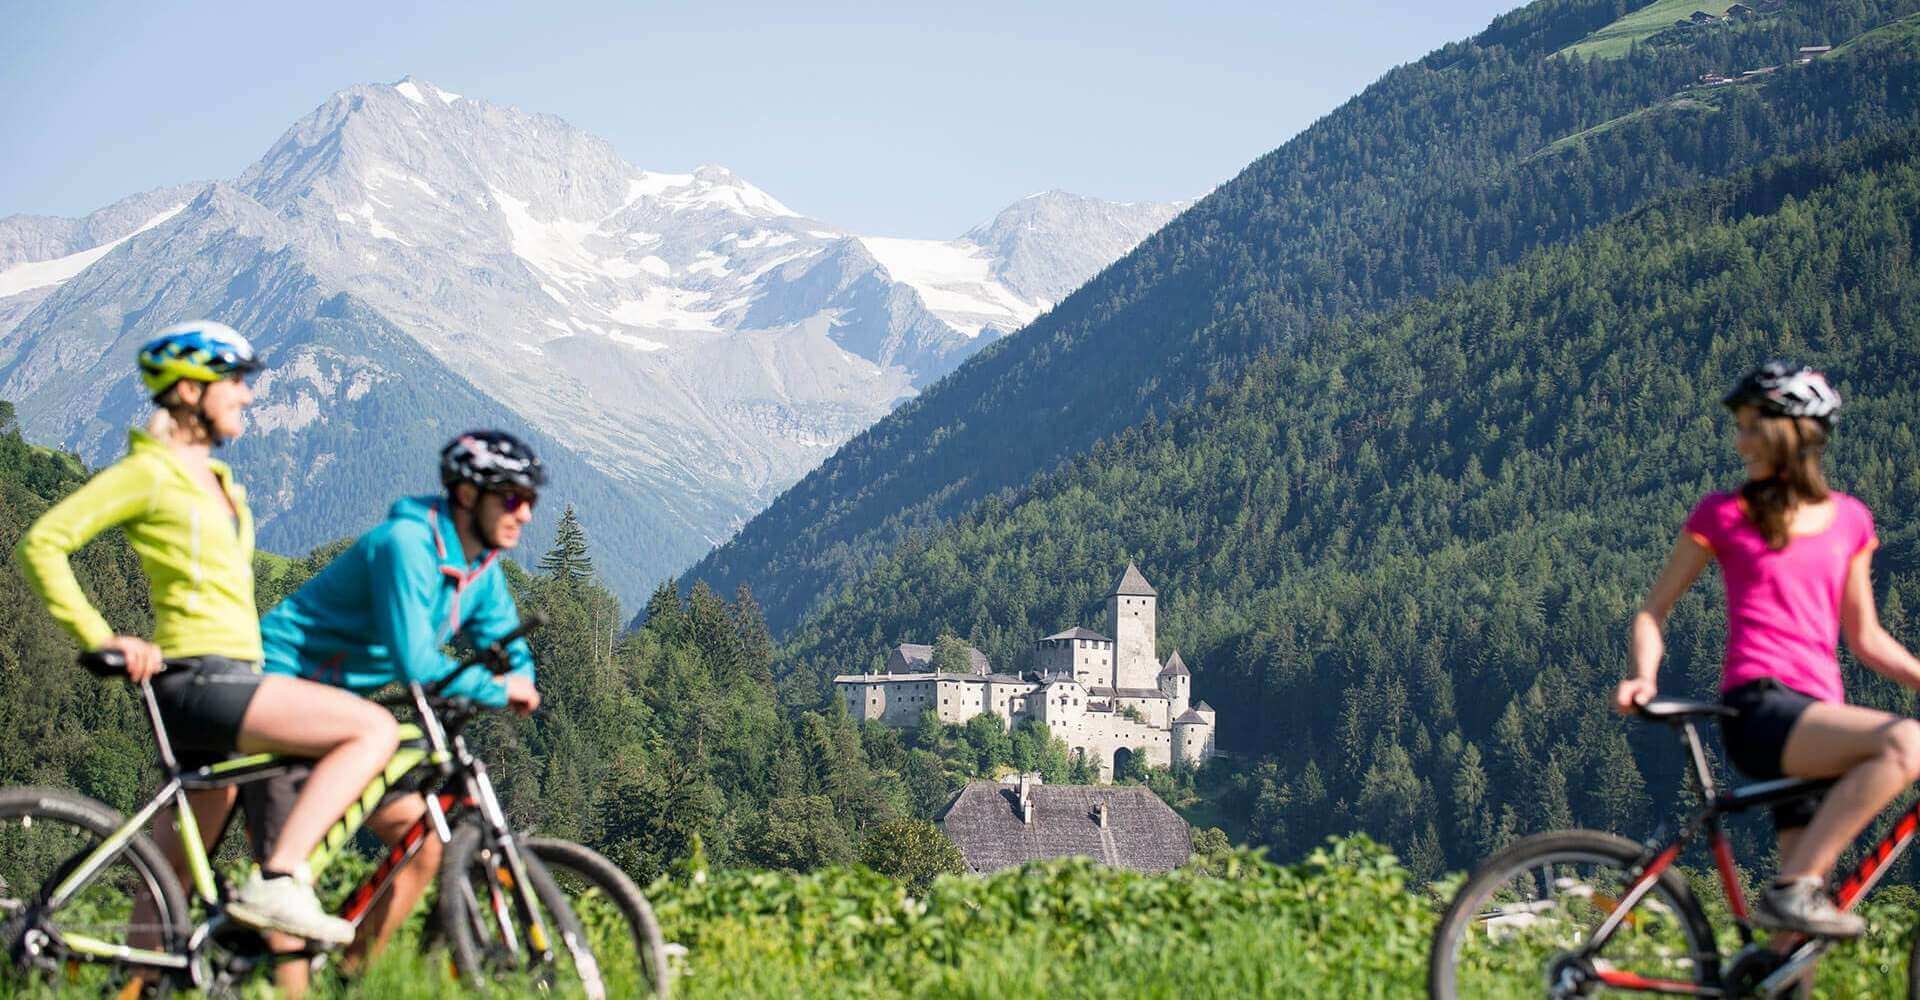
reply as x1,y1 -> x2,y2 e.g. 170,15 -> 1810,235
504,674 -> 540,716
1613,676 -> 1658,716
100,635 -> 164,683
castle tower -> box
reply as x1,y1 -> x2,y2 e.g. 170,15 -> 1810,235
1107,563 -> 1158,690
1157,649 -> 1191,716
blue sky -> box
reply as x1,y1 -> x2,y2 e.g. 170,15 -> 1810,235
2,0 -> 1519,237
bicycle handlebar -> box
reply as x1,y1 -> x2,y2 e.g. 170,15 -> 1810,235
425,611 -> 548,697
75,649 -> 153,678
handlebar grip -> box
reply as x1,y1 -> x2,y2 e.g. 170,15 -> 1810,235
77,650 -> 129,678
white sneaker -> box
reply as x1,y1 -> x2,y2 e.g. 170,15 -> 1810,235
226,871 -> 355,947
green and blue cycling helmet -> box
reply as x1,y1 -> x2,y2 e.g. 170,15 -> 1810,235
136,320 -> 261,398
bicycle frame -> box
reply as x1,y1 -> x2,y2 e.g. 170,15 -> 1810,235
1579,716 -> 1914,997
38,678 -> 446,974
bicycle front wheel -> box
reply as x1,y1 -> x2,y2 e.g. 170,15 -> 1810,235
524,837 -> 670,997
436,821 -> 607,998
0,787 -> 190,995
1429,829 -> 1718,999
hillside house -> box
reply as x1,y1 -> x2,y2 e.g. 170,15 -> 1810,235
936,775 -> 1192,874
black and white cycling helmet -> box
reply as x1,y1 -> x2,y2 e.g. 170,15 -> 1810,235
1722,361 -> 1840,426
440,430 -> 548,492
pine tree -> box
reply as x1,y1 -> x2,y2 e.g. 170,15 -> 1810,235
538,505 -> 593,584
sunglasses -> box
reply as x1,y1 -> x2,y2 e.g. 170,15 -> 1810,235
494,490 -> 539,513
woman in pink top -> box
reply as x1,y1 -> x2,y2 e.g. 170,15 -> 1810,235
1615,362 -> 1920,938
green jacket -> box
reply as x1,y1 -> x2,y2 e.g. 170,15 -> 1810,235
16,428 -> 262,661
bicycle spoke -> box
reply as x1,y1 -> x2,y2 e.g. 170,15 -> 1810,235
1443,849 -> 1706,998
0,808 -> 177,991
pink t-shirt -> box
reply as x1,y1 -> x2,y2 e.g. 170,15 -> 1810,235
1684,491 -> 1878,704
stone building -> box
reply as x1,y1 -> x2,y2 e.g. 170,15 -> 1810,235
936,775 -> 1192,874
834,563 -> 1217,778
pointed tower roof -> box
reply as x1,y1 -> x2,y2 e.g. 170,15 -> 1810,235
1158,650 -> 1189,677
1110,562 -> 1157,597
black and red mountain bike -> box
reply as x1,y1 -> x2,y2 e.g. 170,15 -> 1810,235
1429,698 -> 1920,998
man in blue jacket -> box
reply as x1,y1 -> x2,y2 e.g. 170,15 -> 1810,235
250,430 -> 545,990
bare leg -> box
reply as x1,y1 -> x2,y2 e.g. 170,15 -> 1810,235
1776,702 -> 1920,879
344,794 -> 442,972
233,676 -> 399,873
129,789 -> 234,988
266,930 -> 310,997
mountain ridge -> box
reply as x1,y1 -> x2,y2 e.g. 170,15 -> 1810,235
0,77 -> 1181,604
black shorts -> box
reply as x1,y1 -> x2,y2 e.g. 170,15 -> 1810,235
240,764 -> 423,862
1720,678 -> 1824,830
152,656 -> 265,770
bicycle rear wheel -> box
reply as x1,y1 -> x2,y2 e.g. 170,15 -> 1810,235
0,787 -> 190,996
436,820 -> 607,998
1429,829 -> 1717,999
524,837 -> 670,997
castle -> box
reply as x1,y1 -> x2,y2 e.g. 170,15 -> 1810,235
834,564 -> 1216,779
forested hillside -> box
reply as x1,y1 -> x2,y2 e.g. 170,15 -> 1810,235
780,114 -> 1920,877
685,0 -> 1920,632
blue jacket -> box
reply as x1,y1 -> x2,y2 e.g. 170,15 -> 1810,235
261,495 -> 533,707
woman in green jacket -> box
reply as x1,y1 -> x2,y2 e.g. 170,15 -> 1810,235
15,321 -> 396,949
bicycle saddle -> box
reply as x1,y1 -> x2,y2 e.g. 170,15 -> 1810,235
1637,697 -> 1738,720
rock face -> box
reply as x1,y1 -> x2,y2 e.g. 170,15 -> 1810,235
0,77 -> 1184,603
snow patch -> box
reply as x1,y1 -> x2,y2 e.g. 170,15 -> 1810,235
687,251 -> 731,276
609,288 -> 722,331
436,87 -> 462,104
543,318 -> 572,333
0,204 -> 186,298
607,331 -> 667,351
857,236 -> 1040,336
369,166 -> 437,198
638,256 -> 670,278
735,230 -> 797,249
541,284 -> 570,305
493,187 -> 640,289
394,81 -> 427,105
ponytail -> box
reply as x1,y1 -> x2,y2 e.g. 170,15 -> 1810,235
1738,415 -> 1830,549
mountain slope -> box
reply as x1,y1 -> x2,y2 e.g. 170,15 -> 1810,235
0,80 -> 1177,604
781,120 -> 1920,874
684,0 -> 1920,632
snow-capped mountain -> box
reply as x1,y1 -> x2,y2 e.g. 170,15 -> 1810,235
0,77 -> 1183,603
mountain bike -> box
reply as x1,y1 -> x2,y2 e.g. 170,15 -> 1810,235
0,619 -> 607,997
1429,697 -> 1920,998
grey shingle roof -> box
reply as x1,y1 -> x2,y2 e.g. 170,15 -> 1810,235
1088,686 -> 1169,700
1194,700 -> 1214,713
1174,709 -> 1208,725
1040,627 -> 1111,642
1110,562 -> 1157,597
889,642 -> 991,675
936,782 -> 1191,874
1158,650 -> 1189,677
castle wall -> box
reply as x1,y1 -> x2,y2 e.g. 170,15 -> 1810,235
1109,593 -> 1158,689
1063,713 -> 1175,779
840,678 -> 938,726
1175,723 -> 1212,768
1113,694 -> 1169,729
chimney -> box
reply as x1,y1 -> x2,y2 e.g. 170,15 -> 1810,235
1018,773 -> 1034,823
1095,801 -> 1109,829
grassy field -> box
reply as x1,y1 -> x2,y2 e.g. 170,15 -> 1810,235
1557,0 -> 1743,60
6,837 -> 1918,996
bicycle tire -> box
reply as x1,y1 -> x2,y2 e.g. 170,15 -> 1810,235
1429,828 -> 1718,999
0,786 -> 191,996
524,837 -> 670,997
435,820 -> 607,997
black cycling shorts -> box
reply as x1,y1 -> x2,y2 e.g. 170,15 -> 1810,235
151,656 -> 265,770
1720,678 -> 1824,831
